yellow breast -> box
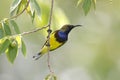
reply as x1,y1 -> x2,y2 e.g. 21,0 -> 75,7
49,32 -> 63,50
40,32 -> 64,54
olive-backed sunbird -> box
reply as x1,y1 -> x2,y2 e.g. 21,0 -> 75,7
33,24 -> 82,60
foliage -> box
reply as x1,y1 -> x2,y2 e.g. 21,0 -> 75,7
0,0 -> 95,63
0,18 -> 25,63
0,0 -> 97,79
44,74 -> 57,80
77,0 -> 96,15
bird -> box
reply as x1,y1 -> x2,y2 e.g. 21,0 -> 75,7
33,24 -> 82,60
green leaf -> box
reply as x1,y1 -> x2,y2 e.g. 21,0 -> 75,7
0,28 -> 4,39
29,0 -> 35,16
17,0 -> 27,14
10,39 -> 18,47
21,40 -> 26,57
53,75 -> 57,80
10,20 -> 21,34
0,39 -> 10,55
10,0 -> 22,16
0,23 -> 4,39
6,41 -> 18,63
26,4 -> 35,22
82,0 -> 92,15
2,22 -> 11,36
15,35 -> 22,48
30,0 -> 41,19
45,74 -> 57,80
92,0 -> 96,9
45,74 -> 52,80
77,0 -> 83,6
32,10 -> 35,22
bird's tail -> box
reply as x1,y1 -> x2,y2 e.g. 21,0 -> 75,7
33,52 -> 42,60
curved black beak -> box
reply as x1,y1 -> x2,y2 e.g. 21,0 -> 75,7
73,25 -> 82,27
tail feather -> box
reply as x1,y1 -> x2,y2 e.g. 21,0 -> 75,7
33,52 -> 42,60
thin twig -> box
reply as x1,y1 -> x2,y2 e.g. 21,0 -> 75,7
21,25 -> 48,36
0,0 -> 30,24
46,0 -> 54,74
48,0 -> 54,26
8,0 -> 30,20
47,47 -> 53,73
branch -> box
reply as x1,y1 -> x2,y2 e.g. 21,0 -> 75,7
8,0 -> 30,20
17,0 -> 54,39
46,0 -> 54,74
0,0 -> 30,24
48,0 -> 54,27
21,25 -> 48,36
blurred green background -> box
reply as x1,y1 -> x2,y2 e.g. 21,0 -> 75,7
0,0 -> 120,80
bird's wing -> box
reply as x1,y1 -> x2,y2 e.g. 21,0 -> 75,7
41,39 -> 48,49
41,30 -> 58,49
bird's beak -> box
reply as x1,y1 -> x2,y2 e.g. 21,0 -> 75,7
73,25 -> 82,27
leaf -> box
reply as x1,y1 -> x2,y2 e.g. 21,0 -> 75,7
31,10 -> 35,22
29,0 -> 41,20
26,4 -> 33,18
0,23 -> 4,39
82,0 -> 92,15
10,20 -> 21,34
10,8 -> 17,17
21,40 -> 26,57
0,38 -> 5,46
53,75 -> 57,80
2,22 -> 11,36
17,0 -> 27,14
10,0 -> 22,16
45,74 -> 52,80
15,35 -> 22,48
10,0 -> 22,12
92,0 -> 96,9
6,42 -> 18,64
77,0 -> 83,6
28,0 -> 34,16
0,39 -> 10,55
45,74 -> 57,80
26,4 -> 35,22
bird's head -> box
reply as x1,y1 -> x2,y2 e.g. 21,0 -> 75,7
60,24 -> 82,34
